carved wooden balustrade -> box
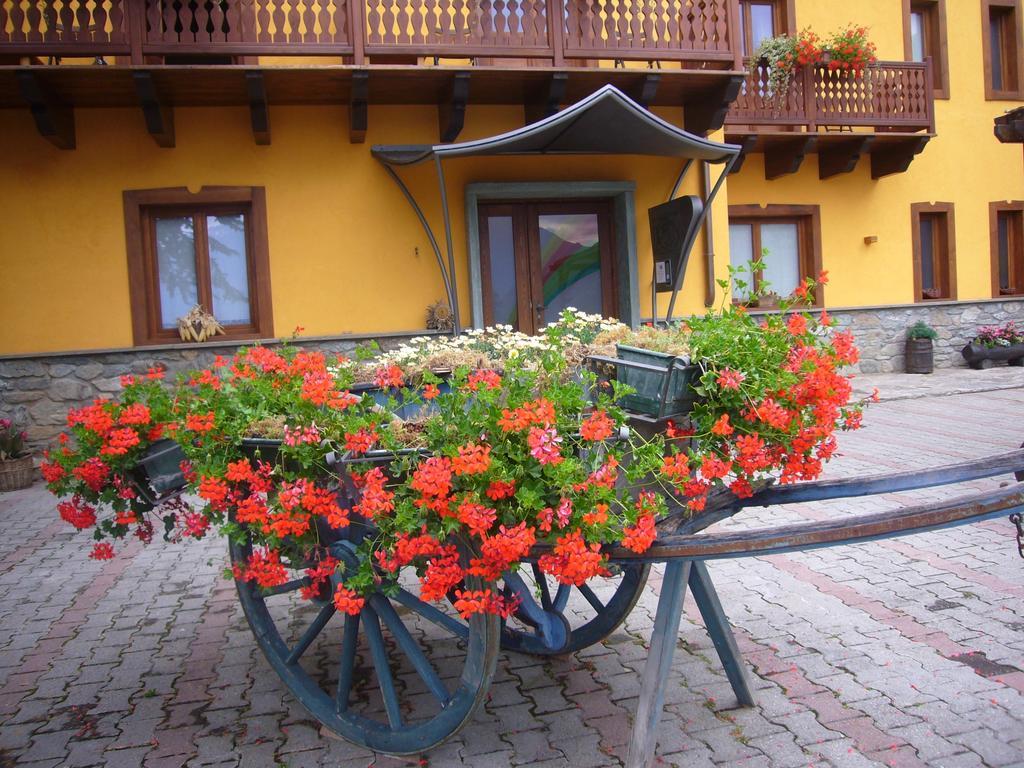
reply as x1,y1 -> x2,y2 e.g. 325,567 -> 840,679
727,59 -> 935,133
0,0 -> 742,66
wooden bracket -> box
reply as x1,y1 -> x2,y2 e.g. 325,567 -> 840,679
524,72 -> 568,125
438,72 -> 471,143
727,135 -> 758,175
683,75 -> 743,136
246,71 -> 271,146
764,136 -> 816,180
16,70 -> 75,150
818,136 -> 873,179
349,70 -> 369,144
634,72 -> 661,108
132,71 -> 175,148
870,136 -> 930,179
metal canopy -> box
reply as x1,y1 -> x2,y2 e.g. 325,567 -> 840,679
372,84 -> 739,165
371,85 -> 740,333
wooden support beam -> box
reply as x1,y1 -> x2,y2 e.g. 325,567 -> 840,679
763,136 -> 815,180
438,72 -> 470,143
16,70 -> 75,150
634,72 -> 660,108
727,135 -> 758,175
818,136 -> 873,179
870,136 -> 930,179
683,75 -> 743,136
349,70 -> 368,144
132,71 -> 175,148
245,71 -> 270,146
524,72 -> 568,125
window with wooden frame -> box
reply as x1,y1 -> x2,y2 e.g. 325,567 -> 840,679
737,0 -> 795,57
990,202 -> 1024,296
727,205 -> 822,306
982,0 -> 1024,99
911,203 -> 956,302
902,0 -> 950,98
123,187 -> 273,346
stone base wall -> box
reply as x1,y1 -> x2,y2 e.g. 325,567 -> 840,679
829,299 -> 1024,374
2,298 -> 1023,452
0,334 -> 424,454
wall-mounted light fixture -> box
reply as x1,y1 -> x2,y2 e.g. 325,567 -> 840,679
863,235 -> 878,245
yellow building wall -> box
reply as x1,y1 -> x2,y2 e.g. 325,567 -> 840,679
1,0 -> 1021,355
728,0 -> 1024,307
0,103 -> 720,355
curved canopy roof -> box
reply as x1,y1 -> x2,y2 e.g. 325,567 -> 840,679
372,84 -> 740,166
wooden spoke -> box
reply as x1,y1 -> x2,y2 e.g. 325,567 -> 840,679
371,596 -> 450,705
362,606 -> 403,729
577,583 -> 605,613
335,613 -> 361,714
394,588 -> 468,640
286,602 -> 336,666
551,584 -> 571,613
531,564 -> 552,611
262,577 -> 310,597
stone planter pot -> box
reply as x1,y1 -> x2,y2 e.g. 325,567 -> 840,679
961,341 -> 1024,369
905,338 -> 934,374
0,455 -> 34,492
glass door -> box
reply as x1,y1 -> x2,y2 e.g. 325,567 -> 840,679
478,200 -> 616,334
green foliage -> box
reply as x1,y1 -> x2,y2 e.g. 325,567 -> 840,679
908,321 -> 938,340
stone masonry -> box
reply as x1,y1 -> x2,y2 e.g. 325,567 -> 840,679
1,297 -> 1022,452
0,333 -> 427,453
829,298 -> 1024,374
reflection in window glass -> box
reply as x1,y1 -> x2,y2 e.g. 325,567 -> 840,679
155,217 -> 198,330
910,11 -> 925,61
761,223 -> 800,297
728,223 -> 754,301
208,214 -> 251,326
537,213 -> 602,323
486,216 -> 519,328
990,11 -> 1005,91
920,215 -> 936,292
749,3 -> 775,52
998,212 -> 1010,291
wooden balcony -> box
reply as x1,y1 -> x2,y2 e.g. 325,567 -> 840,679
0,0 -> 748,148
725,60 -> 935,180
0,0 -> 741,65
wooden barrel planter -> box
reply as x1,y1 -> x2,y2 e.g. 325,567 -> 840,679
905,338 -> 934,374
961,342 -> 1024,369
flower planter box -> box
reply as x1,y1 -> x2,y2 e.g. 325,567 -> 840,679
961,342 -> 1024,369
131,439 -> 187,506
905,338 -> 934,374
602,345 -> 702,419
0,455 -> 34,492
352,373 -> 453,420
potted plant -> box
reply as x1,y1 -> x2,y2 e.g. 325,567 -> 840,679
821,25 -> 877,75
0,418 -> 33,492
41,304 -> 867,614
962,321 -> 1024,369
750,29 -> 822,109
906,321 -> 937,374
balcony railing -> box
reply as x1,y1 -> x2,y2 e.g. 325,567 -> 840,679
0,0 -> 742,67
727,59 -> 935,133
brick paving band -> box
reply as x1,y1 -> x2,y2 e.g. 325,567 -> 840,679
0,388 -> 1021,767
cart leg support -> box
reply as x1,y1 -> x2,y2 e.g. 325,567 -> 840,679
626,559 -> 692,768
689,561 -> 756,707
626,560 -> 755,768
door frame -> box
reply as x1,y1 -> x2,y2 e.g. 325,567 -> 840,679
466,182 -> 639,329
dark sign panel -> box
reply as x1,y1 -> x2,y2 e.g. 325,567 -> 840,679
648,195 -> 704,293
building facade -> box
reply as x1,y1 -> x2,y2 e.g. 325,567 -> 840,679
1,0 -> 1022,447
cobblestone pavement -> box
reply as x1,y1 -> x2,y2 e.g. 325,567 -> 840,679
1,388 -> 1023,768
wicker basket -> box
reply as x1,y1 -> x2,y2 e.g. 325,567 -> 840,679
0,455 -> 34,492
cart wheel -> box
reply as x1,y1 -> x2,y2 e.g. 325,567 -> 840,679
229,537 -> 500,756
500,562 -> 650,655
